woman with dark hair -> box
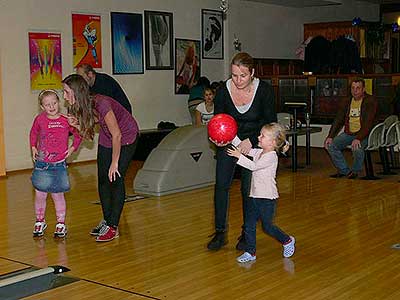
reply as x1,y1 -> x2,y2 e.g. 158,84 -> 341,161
62,74 -> 139,242
207,52 -> 277,251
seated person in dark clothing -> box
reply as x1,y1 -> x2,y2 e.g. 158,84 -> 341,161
324,78 -> 378,179
76,64 -> 132,114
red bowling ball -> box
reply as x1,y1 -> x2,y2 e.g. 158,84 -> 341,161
207,113 -> 238,144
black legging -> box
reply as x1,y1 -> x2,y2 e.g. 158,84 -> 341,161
97,141 -> 137,227
214,146 -> 252,232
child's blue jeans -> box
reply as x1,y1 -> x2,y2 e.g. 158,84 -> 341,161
244,197 -> 290,255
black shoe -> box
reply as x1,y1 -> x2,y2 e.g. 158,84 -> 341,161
207,231 -> 227,250
330,173 -> 347,178
347,171 -> 358,179
236,234 -> 247,251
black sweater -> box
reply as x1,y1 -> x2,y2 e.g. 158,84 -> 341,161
214,80 -> 277,147
91,72 -> 132,114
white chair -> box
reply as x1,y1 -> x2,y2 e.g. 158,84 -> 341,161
382,120 -> 400,172
381,118 -> 400,173
383,115 -> 399,130
363,122 -> 385,180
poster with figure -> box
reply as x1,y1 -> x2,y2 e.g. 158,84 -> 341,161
144,10 -> 173,70
29,32 -> 62,91
72,13 -> 102,68
175,39 -> 200,94
201,9 -> 223,59
111,12 -> 144,74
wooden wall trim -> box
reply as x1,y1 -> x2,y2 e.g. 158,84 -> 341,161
0,63 -> 6,176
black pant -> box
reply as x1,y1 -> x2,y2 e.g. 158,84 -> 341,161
214,147 -> 252,232
97,141 -> 137,227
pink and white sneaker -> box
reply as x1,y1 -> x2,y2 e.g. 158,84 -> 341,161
54,223 -> 67,238
33,221 -> 47,237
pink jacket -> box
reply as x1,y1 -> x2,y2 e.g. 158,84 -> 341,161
237,149 -> 279,199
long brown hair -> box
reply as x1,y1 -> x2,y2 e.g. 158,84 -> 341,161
62,74 -> 95,140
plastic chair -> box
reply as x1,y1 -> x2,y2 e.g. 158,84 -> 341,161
383,115 -> 399,129
277,112 -> 292,130
380,120 -> 400,174
362,122 -> 385,180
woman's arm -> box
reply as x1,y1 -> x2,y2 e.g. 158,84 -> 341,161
104,110 -> 122,182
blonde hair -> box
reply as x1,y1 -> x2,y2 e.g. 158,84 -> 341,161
38,89 -> 59,105
262,123 -> 289,154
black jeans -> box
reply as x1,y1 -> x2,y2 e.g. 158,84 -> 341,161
214,147 -> 252,232
244,197 -> 290,255
97,141 -> 137,227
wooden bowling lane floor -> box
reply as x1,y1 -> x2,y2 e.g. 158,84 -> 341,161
2,150 -> 400,299
23,280 -> 154,300
0,258 -> 30,276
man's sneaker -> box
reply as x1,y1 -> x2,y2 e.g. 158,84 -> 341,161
33,221 -> 47,237
90,220 -> 107,236
236,233 -> 247,251
283,236 -> 296,258
237,252 -> 256,263
207,231 -> 227,250
96,226 -> 119,242
54,223 -> 67,238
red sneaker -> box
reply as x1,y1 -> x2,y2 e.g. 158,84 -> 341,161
95,225 -> 119,242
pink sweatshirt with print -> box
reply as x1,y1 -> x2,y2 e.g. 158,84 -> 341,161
30,112 -> 82,163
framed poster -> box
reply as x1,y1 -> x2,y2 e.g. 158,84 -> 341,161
201,9 -> 223,59
144,10 -> 173,70
28,32 -> 62,91
72,13 -> 102,68
175,38 -> 200,94
111,12 -> 144,74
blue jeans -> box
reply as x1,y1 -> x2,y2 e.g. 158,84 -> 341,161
31,160 -> 70,193
327,132 -> 368,174
244,197 -> 290,255
214,147 -> 251,232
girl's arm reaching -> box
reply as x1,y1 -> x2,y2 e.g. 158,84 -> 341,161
226,145 -> 241,158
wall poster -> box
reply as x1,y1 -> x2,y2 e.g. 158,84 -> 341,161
29,32 -> 62,91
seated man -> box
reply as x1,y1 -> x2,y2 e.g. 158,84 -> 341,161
324,78 -> 378,179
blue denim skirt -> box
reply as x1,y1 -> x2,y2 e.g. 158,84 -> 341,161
31,160 -> 70,193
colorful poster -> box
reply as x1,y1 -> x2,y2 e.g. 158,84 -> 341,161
29,32 -> 62,91
72,13 -> 102,68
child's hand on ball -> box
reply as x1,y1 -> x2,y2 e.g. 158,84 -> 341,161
226,145 -> 240,158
